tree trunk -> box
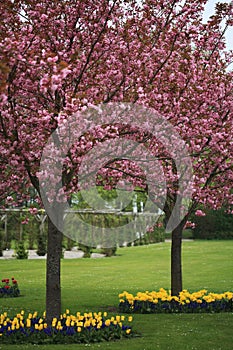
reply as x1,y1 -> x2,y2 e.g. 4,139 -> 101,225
171,223 -> 183,296
46,215 -> 63,324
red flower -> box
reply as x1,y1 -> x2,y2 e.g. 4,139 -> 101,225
4,285 -> 10,289
13,280 -> 17,284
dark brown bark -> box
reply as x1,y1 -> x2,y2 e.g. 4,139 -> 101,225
46,215 -> 63,324
171,224 -> 183,296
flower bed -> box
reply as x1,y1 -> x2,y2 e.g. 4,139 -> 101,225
0,278 -> 20,298
119,288 -> 233,313
0,310 -> 134,344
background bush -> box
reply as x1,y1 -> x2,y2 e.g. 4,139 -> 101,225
15,241 -> 28,259
192,207 -> 233,240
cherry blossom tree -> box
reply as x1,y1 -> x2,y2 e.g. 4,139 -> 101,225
0,0 -> 232,322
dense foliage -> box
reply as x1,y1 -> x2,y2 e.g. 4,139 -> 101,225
192,208 -> 233,239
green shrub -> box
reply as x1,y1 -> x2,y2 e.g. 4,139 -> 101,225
36,235 -> 47,256
101,246 -> 117,257
78,243 -> 92,258
15,241 -> 28,259
0,230 -> 3,257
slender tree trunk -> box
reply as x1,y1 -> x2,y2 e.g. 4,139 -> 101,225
46,215 -> 63,324
171,224 -> 183,296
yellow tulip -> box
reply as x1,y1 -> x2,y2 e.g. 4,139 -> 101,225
97,321 -> 102,329
84,320 -> 90,328
105,319 -> 111,327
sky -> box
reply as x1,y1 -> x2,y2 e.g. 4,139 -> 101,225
203,0 -> 233,51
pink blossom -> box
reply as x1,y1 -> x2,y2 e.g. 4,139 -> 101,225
29,207 -> 38,215
195,210 -> 206,217
21,218 -> 29,225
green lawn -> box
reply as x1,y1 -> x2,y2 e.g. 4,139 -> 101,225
1,240 -> 233,349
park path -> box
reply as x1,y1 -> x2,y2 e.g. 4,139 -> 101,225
0,248 -> 105,259
0,240 -> 193,260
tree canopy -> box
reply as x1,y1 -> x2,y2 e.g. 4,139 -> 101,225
0,0 -> 232,316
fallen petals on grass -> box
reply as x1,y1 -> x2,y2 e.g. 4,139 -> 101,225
119,288 -> 233,313
0,310 -> 135,344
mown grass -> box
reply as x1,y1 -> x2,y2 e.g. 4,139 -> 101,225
0,240 -> 233,349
